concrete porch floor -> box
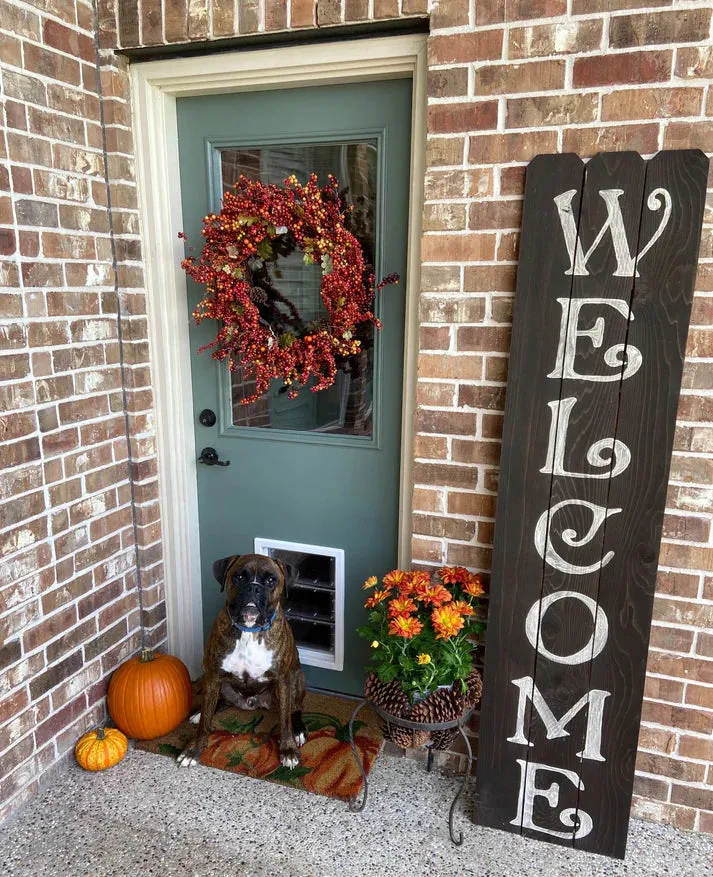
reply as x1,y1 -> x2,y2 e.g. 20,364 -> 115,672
2,747 -> 712,877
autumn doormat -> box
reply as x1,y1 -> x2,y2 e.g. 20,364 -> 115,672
136,690 -> 383,801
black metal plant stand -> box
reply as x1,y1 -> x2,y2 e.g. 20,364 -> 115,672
347,699 -> 476,846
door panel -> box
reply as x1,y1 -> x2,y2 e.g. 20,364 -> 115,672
177,79 -> 412,695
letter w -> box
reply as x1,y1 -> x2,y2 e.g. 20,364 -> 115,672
506,676 -> 610,762
555,188 -> 635,277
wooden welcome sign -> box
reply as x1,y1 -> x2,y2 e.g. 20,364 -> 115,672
474,150 -> 708,859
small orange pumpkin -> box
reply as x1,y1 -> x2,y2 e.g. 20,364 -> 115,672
75,727 -> 128,771
107,648 -> 193,740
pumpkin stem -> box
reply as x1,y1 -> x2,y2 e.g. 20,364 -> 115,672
140,647 -> 155,663
96,727 -> 106,740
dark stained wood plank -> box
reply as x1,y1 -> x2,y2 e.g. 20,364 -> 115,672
576,149 -> 709,857
474,149 -> 708,860
474,153 -> 585,832
523,152 -> 648,844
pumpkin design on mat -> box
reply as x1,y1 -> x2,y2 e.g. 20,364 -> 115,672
203,730 -> 281,777
107,648 -> 193,740
300,722 -> 380,800
75,727 -> 128,772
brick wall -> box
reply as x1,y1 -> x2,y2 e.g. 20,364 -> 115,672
2,0 -> 712,836
0,0 -> 164,821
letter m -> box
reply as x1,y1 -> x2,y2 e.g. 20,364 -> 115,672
555,188 -> 635,278
506,676 -> 610,762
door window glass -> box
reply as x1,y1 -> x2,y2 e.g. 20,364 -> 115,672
218,142 -> 378,437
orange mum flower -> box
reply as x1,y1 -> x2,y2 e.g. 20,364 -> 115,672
438,566 -> 469,586
431,604 -> 465,640
362,575 -> 378,590
415,582 -> 452,608
383,570 -> 409,591
462,573 -> 485,598
387,596 -> 417,618
365,588 -> 391,609
388,615 -> 424,639
453,600 -> 475,617
409,570 -> 432,588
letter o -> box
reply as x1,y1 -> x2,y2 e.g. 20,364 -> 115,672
525,591 -> 608,665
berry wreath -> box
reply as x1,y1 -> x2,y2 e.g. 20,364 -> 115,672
180,173 -> 399,404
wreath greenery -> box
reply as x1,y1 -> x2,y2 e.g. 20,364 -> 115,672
180,173 -> 399,403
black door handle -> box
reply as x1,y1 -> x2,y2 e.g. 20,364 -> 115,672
197,447 -> 230,467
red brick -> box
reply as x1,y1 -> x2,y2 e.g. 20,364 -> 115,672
42,19 -> 95,62
610,9 -> 711,49
429,31 -> 503,65
508,93 -> 598,128
508,19 -> 603,59
457,326 -> 511,353
23,44 -> 81,86
427,102 -> 498,134
573,51 -> 672,87
475,60 -> 565,95
602,87 -> 703,122
419,353 -> 483,381
468,131 -> 558,164
291,0 -> 315,26
469,200 -> 523,231
316,0 -> 341,25
426,138 -> 465,168
562,124 -> 659,157
417,409 -> 478,436
428,68 -> 468,100
422,233 -> 496,263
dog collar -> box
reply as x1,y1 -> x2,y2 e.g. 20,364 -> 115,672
230,608 -> 277,634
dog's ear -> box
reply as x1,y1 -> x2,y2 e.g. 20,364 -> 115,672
213,555 -> 239,592
277,561 -> 298,596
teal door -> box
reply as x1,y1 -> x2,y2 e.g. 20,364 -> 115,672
177,79 -> 412,695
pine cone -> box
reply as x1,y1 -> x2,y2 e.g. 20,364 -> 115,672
454,669 -> 483,712
411,729 -> 431,748
430,728 -> 459,751
381,722 -> 430,749
411,687 -> 461,725
383,722 -> 414,749
365,673 -> 409,718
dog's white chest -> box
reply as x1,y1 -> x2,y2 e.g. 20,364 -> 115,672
221,634 -> 273,681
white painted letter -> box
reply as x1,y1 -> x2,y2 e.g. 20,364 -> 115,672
541,397 -> 631,479
554,187 -> 671,278
534,501 -> 622,575
548,298 -> 642,382
524,591 -> 609,665
507,676 -> 610,761
512,759 -> 594,840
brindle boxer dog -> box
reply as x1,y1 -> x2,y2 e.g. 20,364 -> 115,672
177,553 -> 307,769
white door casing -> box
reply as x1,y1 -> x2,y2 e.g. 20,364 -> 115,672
130,35 -> 427,677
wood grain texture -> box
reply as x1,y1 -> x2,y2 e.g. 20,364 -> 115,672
474,152 -> 585,831
474,150 -> 709,859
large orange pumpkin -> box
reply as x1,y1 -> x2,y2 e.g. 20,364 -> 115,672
107,648 -> 192,740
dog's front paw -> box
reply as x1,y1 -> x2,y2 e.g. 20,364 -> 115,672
177,745 -> 201,768
188,711 -> 201,725
294,731 -> 306,747
280,745 -> 300,769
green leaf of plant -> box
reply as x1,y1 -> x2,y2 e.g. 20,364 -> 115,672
266,764 -> 312,783
158,743 -> 183,758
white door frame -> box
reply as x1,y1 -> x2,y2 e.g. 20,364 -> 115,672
131,35 -> 427,678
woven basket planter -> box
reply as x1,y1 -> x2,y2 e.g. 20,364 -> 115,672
364,668 -> 483,750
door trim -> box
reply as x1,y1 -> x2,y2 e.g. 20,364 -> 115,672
131,34 -> 427,677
